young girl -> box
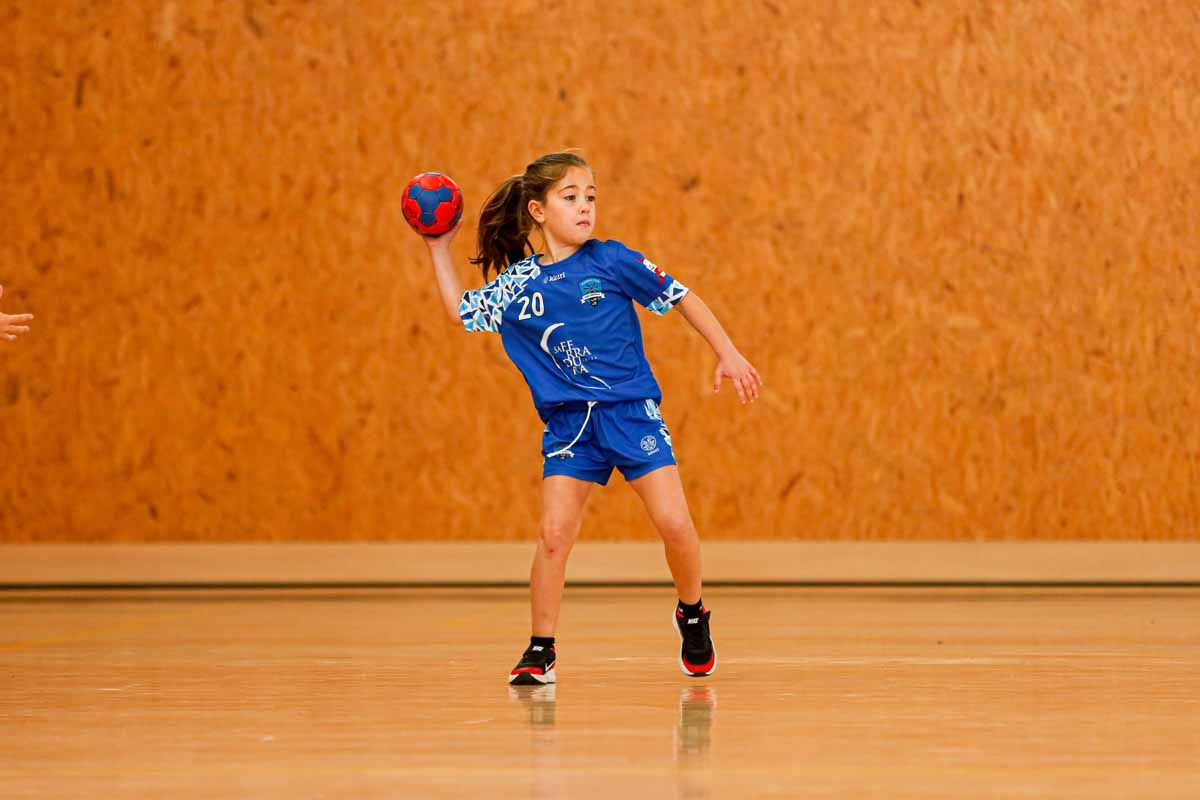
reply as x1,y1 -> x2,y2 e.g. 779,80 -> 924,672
420,152 -> 762,685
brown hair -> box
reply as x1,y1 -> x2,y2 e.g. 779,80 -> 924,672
471,151 -> 592,279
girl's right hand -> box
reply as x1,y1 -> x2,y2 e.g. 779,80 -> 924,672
422,218 -> 462,251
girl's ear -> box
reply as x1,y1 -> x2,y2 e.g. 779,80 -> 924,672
527,198 -> 545,224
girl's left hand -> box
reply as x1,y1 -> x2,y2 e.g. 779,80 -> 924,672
714,351 -> 763,404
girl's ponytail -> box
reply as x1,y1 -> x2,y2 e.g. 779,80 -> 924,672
471,151 -> 592,280
471,175 -> 531,280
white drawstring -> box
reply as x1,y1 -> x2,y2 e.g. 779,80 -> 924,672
544,401 -> 597,459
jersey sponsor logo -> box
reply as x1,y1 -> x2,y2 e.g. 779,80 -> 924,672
552,338 -> 597,376
579,277 -> 606,306
640,435 -> 659,455
539,323 -> 612,390
544,272 -> 566,283
642,257 -> 667,284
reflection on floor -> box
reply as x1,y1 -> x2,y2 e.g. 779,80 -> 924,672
2,586 -> 1198,798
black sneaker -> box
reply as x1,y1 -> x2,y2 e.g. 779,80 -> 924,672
509,643 -> 557,685
673,606 -> 717,677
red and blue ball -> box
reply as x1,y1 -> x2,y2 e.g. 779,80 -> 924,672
402,172 -> 464,236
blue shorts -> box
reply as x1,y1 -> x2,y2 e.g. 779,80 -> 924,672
541,398 -> 677,485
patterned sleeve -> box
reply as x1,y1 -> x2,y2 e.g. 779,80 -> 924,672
458,257 -> 540,332
605,241 -> 690,316
458,281 -> 505,333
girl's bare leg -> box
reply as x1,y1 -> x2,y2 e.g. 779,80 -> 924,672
531,475 -> 594,636
627,465 -> 702,604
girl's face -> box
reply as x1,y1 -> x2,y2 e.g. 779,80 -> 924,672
529,166 -> 596,251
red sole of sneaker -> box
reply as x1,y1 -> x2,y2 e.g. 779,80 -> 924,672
509,669 -> 556,686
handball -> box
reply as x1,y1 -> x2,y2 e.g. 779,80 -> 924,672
402,172 -> 464,236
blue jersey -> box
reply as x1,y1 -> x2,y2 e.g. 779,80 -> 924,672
458,239 -> 689,420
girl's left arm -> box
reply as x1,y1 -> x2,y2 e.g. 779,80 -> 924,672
675,292 -> 763,404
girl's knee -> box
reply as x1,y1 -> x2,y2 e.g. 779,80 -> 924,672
539,518 -> 581,560
657,514 -> 697,546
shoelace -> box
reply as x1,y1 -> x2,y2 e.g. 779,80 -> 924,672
680,616 -> 711,654
521,646 -> 555,665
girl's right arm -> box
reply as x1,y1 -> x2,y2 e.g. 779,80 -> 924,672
423,223 -> 467,324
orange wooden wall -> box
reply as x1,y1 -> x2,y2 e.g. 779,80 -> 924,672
2,1 -> 1198,541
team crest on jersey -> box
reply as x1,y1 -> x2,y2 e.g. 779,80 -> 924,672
579,277 -> 606,306
642,257 -> 667,284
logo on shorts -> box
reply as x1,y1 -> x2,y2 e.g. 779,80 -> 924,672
545,443 -> 574,460
640,435 -> 659,455
579,277 -> 605,307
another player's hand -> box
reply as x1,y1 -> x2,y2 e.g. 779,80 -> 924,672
0,285 -> 33,342
422,218 -> 462,251
713,350 -> 763,404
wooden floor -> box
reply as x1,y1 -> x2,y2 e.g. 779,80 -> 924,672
2,586 -> 1198,798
